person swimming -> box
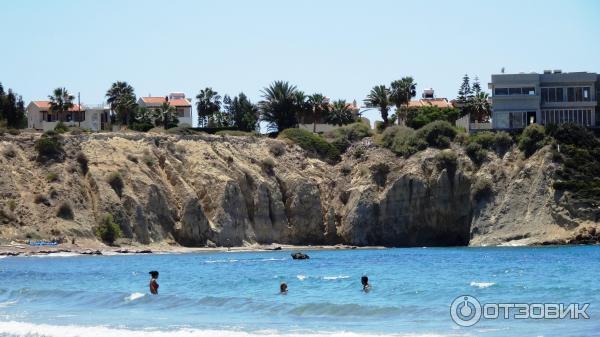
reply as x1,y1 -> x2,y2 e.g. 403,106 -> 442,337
361,275 -> 370,292
280,282 -> 288,294
149,271 -> 159,295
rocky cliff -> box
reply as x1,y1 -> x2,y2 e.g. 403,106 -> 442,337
0,132 -> 596,247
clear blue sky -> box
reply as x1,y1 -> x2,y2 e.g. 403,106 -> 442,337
1,0 -> 599,126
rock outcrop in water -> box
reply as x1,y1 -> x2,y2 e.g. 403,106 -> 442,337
0,132 -> 595,247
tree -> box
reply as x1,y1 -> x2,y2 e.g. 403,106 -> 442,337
0,83 -> 26,129
307,93 -> 330,132
48,87 -> 74,123
152,102 -> 179,129
259,81 -> 301,132
468,92 -> 491,122
106,81 -> 137,126
390,77 -> 417,126
472,76 -> 482,96
0,83 -> 5,122
457,74 -> 472,103
364,85 -> 391,128
196,88 -> 221,127
326,100 -> 355,126
223,93 -> 259,132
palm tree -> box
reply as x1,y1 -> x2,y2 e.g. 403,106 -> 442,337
48,87 -> 74,123
196,88 -> 221,127
468,92 -> 491,122
364,85 -> 391,127
390,77 -> 417,126
105,81 -> 136,126
154,102 -> 179,129
259,81 -> 300,132
326,100 -> 355,126
307,93 -> 330,133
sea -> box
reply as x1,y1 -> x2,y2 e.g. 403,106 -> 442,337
0,246 -> 598,337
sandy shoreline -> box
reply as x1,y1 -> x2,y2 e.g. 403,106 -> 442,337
0,240 -> 385,257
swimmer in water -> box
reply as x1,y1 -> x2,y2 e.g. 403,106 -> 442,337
361,275 -> 370,292
149,271 -> 159,295
280,282 -> 288,294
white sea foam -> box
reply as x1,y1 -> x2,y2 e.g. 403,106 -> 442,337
0,300 -> 17,308
296,275 -> 307,281
125,292 -> 145,301
30,252 -> 81,258
323,276 -> 350,280
0,321 -> 451,337
470,281 -> 495,289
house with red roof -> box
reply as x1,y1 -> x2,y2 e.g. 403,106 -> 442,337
137,93 -> 193,126
26,101 -> 110,131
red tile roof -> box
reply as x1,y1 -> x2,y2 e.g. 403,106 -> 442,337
32,101 -> 84,111
140,97 -> 191,107
407,98 -> 454,109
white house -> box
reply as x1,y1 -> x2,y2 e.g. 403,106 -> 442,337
26,101 -> 110,131
137,93 -> 193,126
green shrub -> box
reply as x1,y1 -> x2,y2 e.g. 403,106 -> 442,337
268,142 -> 286,157
3,145 -> 17,158
415,120 -> 457,148
131,122 -> 154,132
107,172 -> 124,197
76,152 -> 89,174
126,154 -> 139,163
472,176 -> 493,201
435,149 -> 458,176
370,163 -> 390,187
326,122 -> 372,154
7,128 -> 20,135
465,142 -> 487,166
56,202 -> 74,219
261,157 -> 276,175
469,131 -> 513,155
69,127 -> 90,135
165,126 -> 199,135
142,151 -> 155,167
340,164 -> 352,176
518,124 -> 546,157
95,213 -> 122,245
405,106 -> 462,129
46,172 -> 59,182
35,131 -> 63,158
54,121 -> 69,133
378,125 -> 427,157
278,128 -> 340,163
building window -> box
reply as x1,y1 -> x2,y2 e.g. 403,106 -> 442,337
495,88 -> 509,96
523,87 -> 535,95
556,88 -> 564,102
509,88 -> 522,95
583,87 -> 591,101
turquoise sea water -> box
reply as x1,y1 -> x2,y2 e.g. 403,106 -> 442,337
0,246 -> 598,337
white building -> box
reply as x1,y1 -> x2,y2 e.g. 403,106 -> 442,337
26,101 -> 110,131
137,93 -> 193,126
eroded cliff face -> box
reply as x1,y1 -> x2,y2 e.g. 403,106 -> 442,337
0,132 -> 595,247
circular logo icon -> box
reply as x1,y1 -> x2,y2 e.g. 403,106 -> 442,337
450,295 -> 482,327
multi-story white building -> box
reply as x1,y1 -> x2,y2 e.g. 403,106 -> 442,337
137,93 -> 193,126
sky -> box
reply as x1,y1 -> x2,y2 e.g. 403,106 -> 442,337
1,0 -> 599,126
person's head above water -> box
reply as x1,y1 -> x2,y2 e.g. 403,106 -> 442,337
280,283 -> 288,293
149,271 -> 159,279
361,276 -> 369,287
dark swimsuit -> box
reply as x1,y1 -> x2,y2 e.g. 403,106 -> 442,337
150,279 -> 159,294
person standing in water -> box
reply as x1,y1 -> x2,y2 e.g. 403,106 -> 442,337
361,275 -> 370,292
149,271 -> 159,295
280,283 -> 288,294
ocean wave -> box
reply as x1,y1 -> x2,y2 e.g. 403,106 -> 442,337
30,252 -> 81,258
323,276 -> 350,280
470,282 -> 495,289
124,292 -> 145,301
296,275 -> 307,281
0,321 -> 449,337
